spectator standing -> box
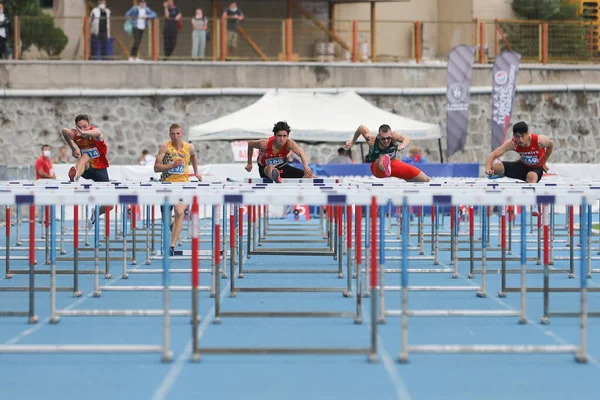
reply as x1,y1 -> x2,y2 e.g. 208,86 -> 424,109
223,2 -> 244,58
90,0 -> 111,60
163,0 -> 182,59
191,8 -> 208,60
36,144 -> 56,180
401,145 -> 428,165
125,0 -> 157,62
0,2 -> 9,60
54,145 -> 70,164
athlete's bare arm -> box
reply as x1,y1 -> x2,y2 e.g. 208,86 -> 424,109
76,126 -> 104,141
287,139 -> 314,178
485,140 -> 514,175
61,128 -> 81,158
392,131 -> 411,151
245,139 -> 267,172
538,135 -> 554,172
346,125 -> 375,149
188,143 -> 203,181
153,143 -> 181,173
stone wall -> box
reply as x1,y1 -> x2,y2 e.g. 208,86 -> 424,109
1,90 -> 598,167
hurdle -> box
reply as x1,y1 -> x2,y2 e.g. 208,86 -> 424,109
191,193 -> 376,361
0,204 -> 39,324
396,192 -> 588,363
0,192 -> 175,361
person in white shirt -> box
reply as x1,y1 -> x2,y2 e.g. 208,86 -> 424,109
0,2 -> 9,60
90,0 -> 111,60
125,0 -> 157,61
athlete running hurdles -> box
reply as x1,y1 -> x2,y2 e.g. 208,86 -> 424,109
245,121 -> 315,182
346,124 -> 430,182
485,121 -> 553,183
61,114 -> 112,227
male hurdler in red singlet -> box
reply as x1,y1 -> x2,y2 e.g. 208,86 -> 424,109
61,114 -> 112,227
485,121 -> 554,183
245,121 -> 315,182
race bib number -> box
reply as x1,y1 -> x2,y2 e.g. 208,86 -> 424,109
265,157 -> 284,166
168,165 -> 185,174
82,147 -> 100,159
521,155 -> 538,166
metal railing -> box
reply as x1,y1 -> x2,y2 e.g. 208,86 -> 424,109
3,16 -> 600,64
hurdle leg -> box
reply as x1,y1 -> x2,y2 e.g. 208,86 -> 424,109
49,205 -> 60,324
549,204 -> 554,264
45,206 -> 50,265
73,205 -> 82,297
586,204 -> 592,278
221,205 -> 228,279
468,206 -> 475,279
536,205 -> 541,265
418,206 -> 424,255
145,205 -> 151,265
151,206 -> 156,255
122,205 -> 129,279
245,205 -> 252,259
228,204 -> 235,287
344,205 -> 353,297
355,205 -> 363,324
131,206 -> 138,265
104,207 -> 111,279
541,204 -> 550,324
576,198 -> 589,364
15,205 -> 22,247
478,206 -> 488,298
452,206 -> 459,278
27,204 -> 39,324
238,206 -> 244,278
518,206 -> 527,324
5,207 -> 12,278
569,206 -> 575,278
213,206 -> 222,324
85,206 -> 90,246
433,205 -> 440,265
369,197 -> 378,363
191,196 -> 201,362
500,206 -> 507,295
60,205 -> 66,255
93,206 -> 101,298
430,206 -> 435,255
378,205 -> 386,324
161,199 -> 173,363
364,206 -> 371,298
210,206 -> 216,297
336,206 -> 343,277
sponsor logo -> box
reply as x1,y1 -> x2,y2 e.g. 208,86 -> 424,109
494,70 -> 508,85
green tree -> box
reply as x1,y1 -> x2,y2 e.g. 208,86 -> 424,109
501,0 -> 589,61
2,0 -> 68,58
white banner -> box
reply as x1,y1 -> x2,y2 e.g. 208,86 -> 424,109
231,141 -> 259,162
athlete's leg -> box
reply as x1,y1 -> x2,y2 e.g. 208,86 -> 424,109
374,154 -> 391,177
171,202 -> 187,249
490,161 -> 506,177
68,155 -> 90,182
410,171 -> 430,182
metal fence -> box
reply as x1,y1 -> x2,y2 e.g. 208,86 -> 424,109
4,16 -> 600,64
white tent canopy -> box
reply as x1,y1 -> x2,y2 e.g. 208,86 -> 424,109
188,90 -> 441,143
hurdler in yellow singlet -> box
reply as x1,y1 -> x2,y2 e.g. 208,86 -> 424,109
160,141 -> 191,182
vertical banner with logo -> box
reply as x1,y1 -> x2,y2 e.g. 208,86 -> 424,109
491,51 -> 521,151
446,45 -> 476,159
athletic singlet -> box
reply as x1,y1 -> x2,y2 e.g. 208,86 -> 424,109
160,141 -> 191,182
513,133 -> 546,168
367,137 -> 398,162
73,126 -> 109,169
257,137 -> 290,167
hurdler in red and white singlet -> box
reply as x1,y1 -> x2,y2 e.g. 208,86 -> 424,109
257,136 -> 290,167
512,133 -> 546,168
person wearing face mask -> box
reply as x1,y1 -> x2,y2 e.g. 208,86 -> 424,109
36,145 -> 56,180
222,2 -> 244,58
90,0 -> 111,60
0,2 -> 10,60
191,8 -> 208,60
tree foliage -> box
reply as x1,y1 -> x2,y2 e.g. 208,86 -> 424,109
2,0 -> 68,57
501,0 -> 590,61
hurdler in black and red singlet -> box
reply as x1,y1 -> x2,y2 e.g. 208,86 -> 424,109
256,136 -> 304,179
502,133 -> 546,182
